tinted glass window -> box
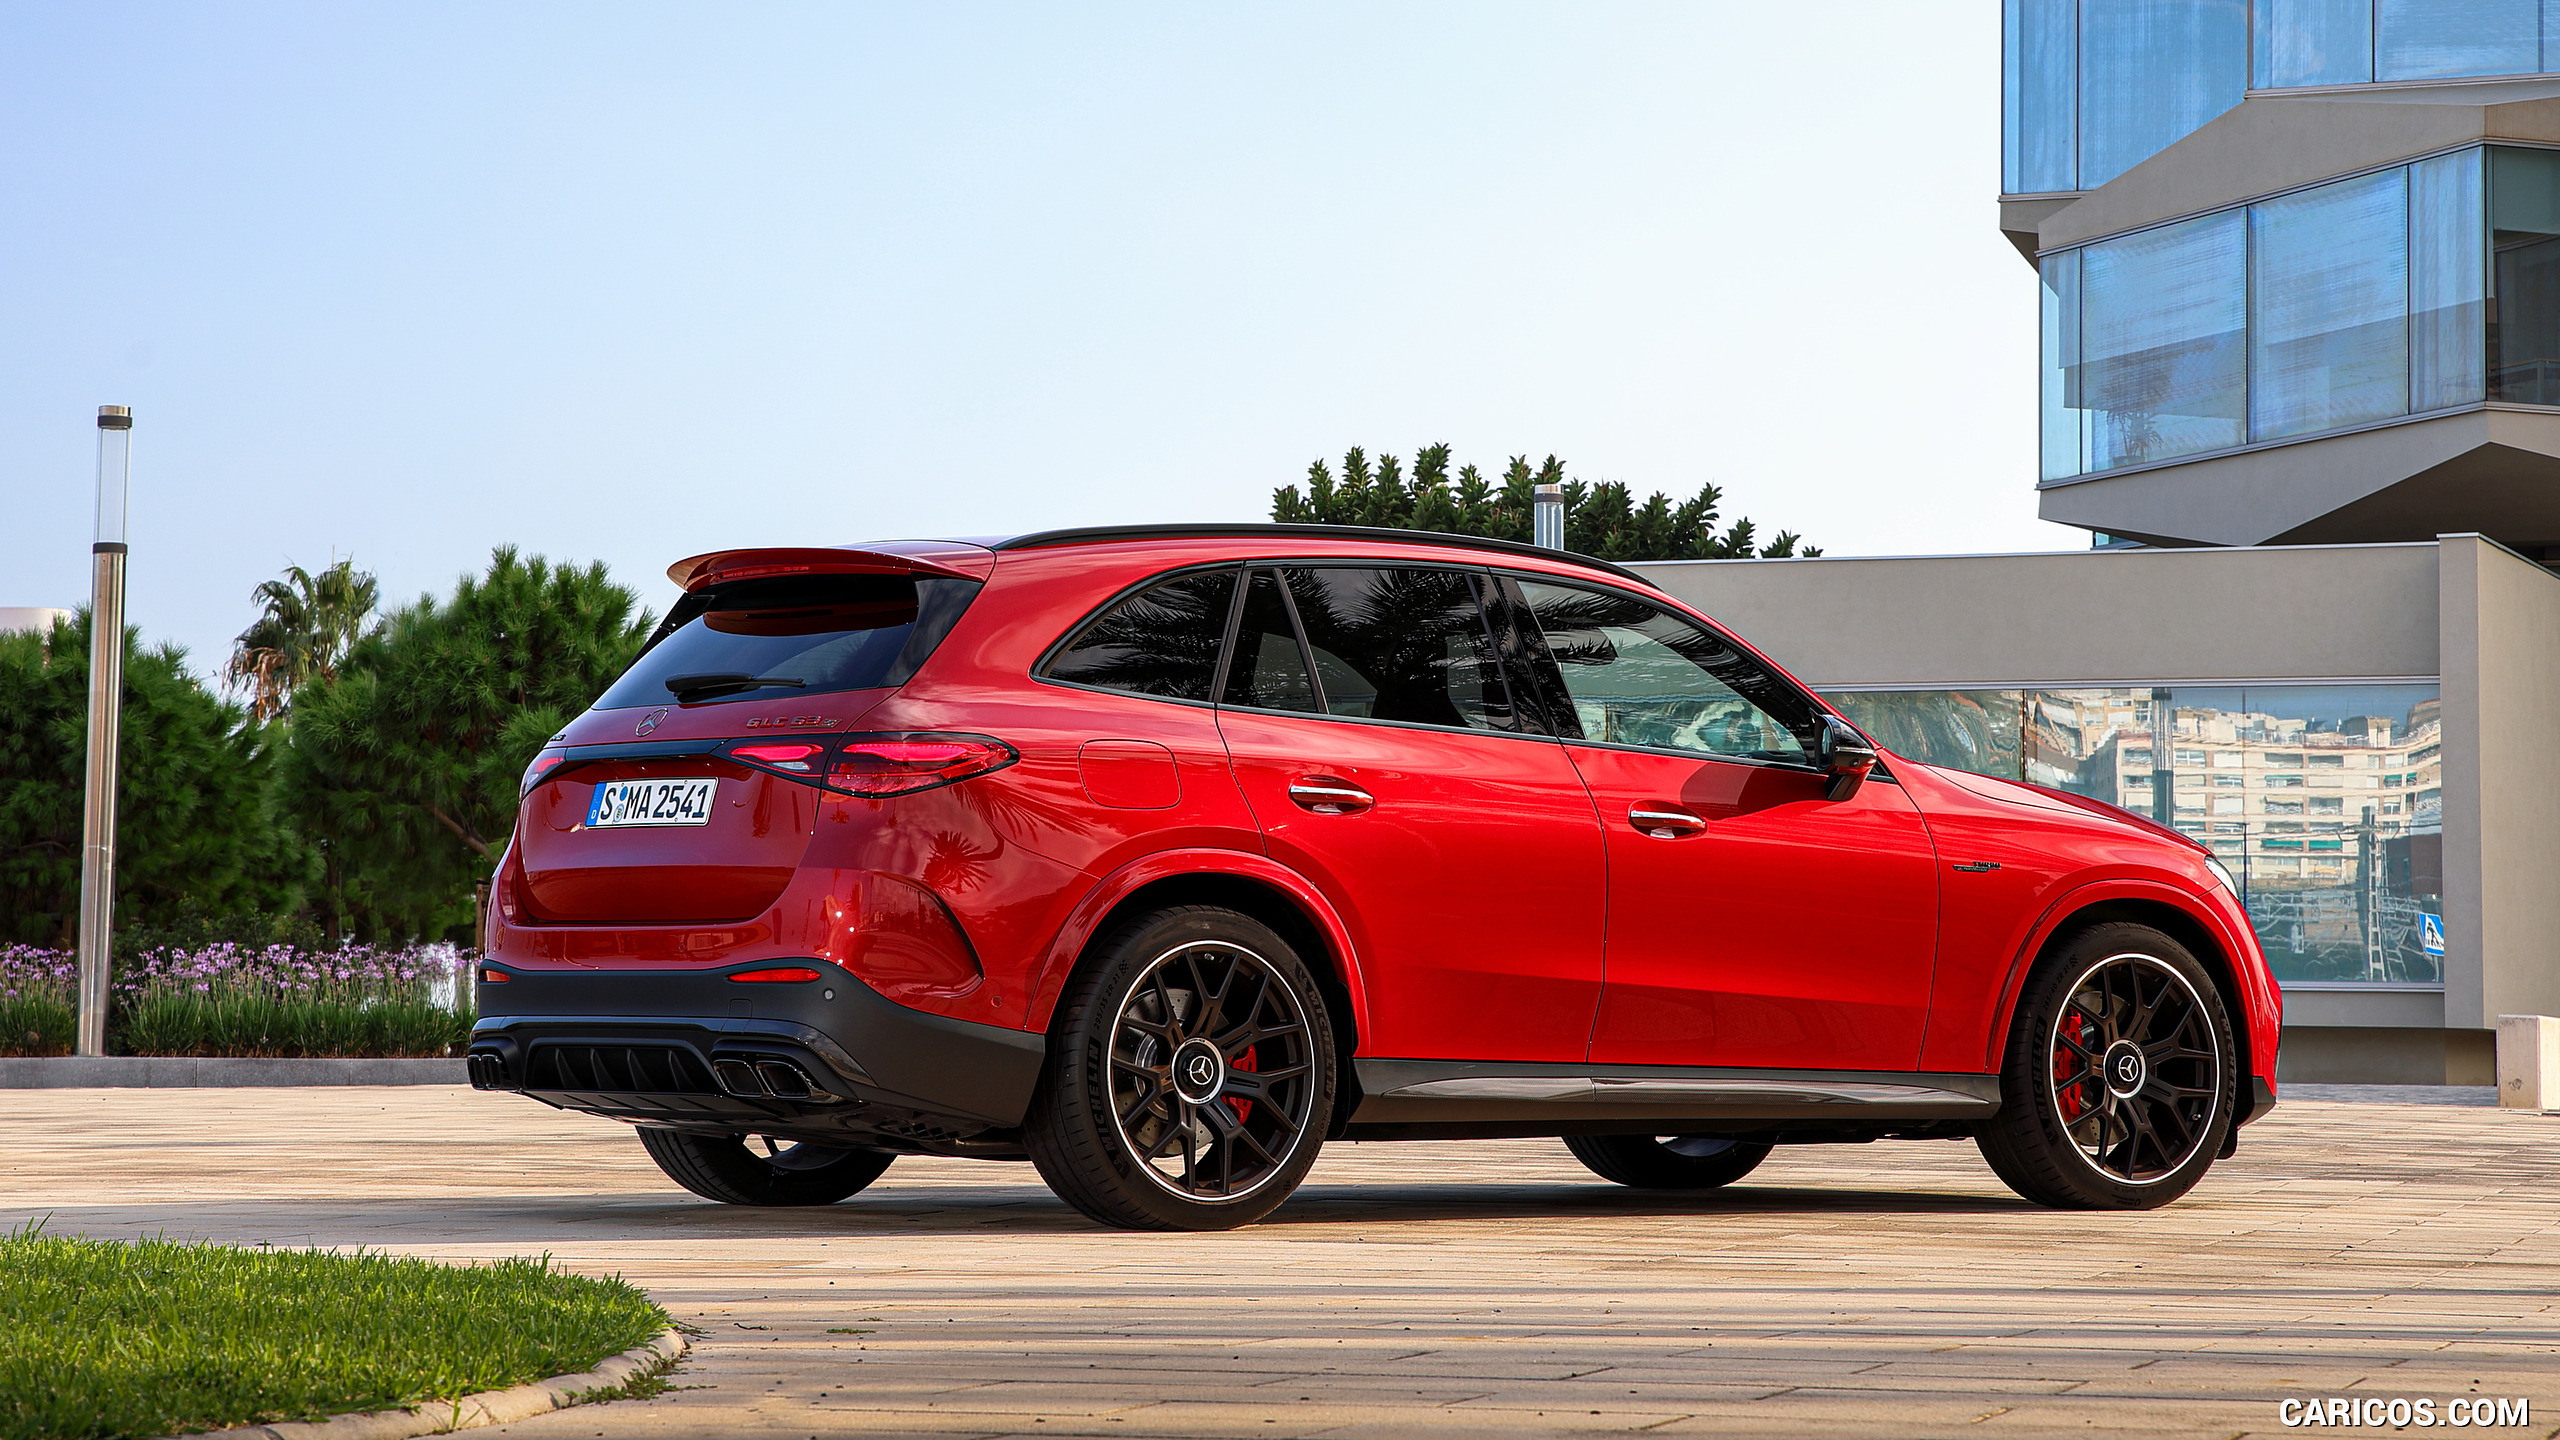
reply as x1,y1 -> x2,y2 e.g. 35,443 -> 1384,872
1041,568 -> 1236,702
1220,569 -> 1319,713
1282,566 -> 1514,731
595,574 -> 980,709
1518,580 -> 1815,762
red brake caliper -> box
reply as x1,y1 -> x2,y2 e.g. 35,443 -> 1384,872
1226,1045 -> 1256,1124
2055,1011 -> 2088,1120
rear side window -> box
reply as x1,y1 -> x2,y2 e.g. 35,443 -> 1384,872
595,573 -> 982,709
1281,566 -> 1516,731
1220,570 -> 1320,713
1040,568 -> 1238,702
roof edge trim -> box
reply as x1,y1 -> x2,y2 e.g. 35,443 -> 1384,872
990,523 -> 1657,586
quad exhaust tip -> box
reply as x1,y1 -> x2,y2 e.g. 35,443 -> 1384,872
712,1055 -> 828,1101
465,1052 -> 515,1091
712,1059 -> 763,1096
754,1061 -> 815,1099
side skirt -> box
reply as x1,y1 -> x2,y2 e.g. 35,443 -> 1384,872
1342,1059 -> 2001,1142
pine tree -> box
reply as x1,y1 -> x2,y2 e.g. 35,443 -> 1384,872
1271,445 -> 1819,561
284,547 -> 651,940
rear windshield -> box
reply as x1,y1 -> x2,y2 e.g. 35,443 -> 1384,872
594,573 -> 983,710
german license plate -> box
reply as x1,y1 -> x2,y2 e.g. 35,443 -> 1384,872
585,778 -> 717,828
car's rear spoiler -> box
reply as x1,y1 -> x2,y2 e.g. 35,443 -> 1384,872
666,541 -> 996,591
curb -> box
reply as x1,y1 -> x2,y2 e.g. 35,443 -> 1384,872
174,1326 -> 689,1440
0,1057 -> 466,1088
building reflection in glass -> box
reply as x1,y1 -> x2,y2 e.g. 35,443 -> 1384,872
1823,685 -> 2443,986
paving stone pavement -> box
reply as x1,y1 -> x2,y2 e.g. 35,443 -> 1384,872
5,1088 -> 2556,1439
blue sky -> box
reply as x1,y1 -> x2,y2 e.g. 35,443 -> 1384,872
1,3 -> 2061,676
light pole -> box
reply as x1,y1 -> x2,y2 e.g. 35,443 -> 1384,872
1532,483 -> 1565,549
75,405 -> 132,1058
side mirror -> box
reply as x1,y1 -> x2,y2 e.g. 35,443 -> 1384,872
1818,716 -> 1877,802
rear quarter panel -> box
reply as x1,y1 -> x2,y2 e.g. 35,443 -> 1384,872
843,545 -> 1269,1029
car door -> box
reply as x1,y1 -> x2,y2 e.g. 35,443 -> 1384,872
1505,576 -> 1941,1072
1215,564 -> 1608,1063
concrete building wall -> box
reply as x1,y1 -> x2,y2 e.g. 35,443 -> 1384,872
0,607 -> 72,635
2037,408 -> 2560,551
1629,544 -> 2440,688
2441,536 -> 2560,1029
2038,93 -> 2560,251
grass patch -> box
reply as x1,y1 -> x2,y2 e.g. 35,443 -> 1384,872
0,1227 -> 667,1440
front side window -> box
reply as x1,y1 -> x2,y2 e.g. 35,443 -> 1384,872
1516,580 -> 1817,763
1279,566 -> 1516,731
597,573 -> 981,709
1040,568 -> 1237,703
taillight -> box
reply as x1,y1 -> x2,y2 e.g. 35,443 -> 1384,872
726,741 -> 826,775
718,732 -> 1016,797
519,750 -> 568,796
824,735 -> 1017,796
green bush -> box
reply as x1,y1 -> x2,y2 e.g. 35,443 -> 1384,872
0,942 -> 470,1058
0,616 -> 309,947
0,990 -> 72,1058
116,986 -> 470,1058
0,1228 -> 667,1440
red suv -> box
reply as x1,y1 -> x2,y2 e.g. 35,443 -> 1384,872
472,526 -> 2281,1230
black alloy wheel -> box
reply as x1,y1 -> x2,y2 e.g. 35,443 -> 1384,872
1977,922 -> 2236,1210
1026,906 -> 1335,1230
1566,1133 -> 1774,1190
637,1127 -> 895,1206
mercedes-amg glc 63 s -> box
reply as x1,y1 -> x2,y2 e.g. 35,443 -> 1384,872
470,526 -> 2280,1230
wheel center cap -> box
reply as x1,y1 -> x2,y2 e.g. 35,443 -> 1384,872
2104,1040 -> 2147,1098
1171,1039 -> 1227,1104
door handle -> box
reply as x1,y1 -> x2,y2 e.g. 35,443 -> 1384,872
1628,805 -> 1707,838
1287,777 -> 1374,814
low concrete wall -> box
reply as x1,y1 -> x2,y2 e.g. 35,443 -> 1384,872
2276,1026 -> 2496,1085
0,1057 -> 467,1088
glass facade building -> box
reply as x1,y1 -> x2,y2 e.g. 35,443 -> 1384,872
1825,685 -> 2445,986
2006,0 -> 2560,196
2037,145 -> 2560,481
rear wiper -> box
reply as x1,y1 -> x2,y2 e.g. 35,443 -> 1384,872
663,672 -> 809,701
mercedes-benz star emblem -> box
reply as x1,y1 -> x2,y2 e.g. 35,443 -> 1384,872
1186,1055 -> 1218,1088
635,707 -> 669,737
2114,1053 -> 2141,1085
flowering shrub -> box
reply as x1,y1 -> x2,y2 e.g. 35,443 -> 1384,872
0,942 -> 473,1058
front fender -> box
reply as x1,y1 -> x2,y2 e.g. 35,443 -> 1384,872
1023,848 -> 1373,1043
1976,875 -> 2281,1082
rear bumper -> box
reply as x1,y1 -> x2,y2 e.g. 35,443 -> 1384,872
468,960 -> 1044,1151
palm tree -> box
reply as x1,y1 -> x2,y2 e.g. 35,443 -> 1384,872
225,559 -> 379,720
